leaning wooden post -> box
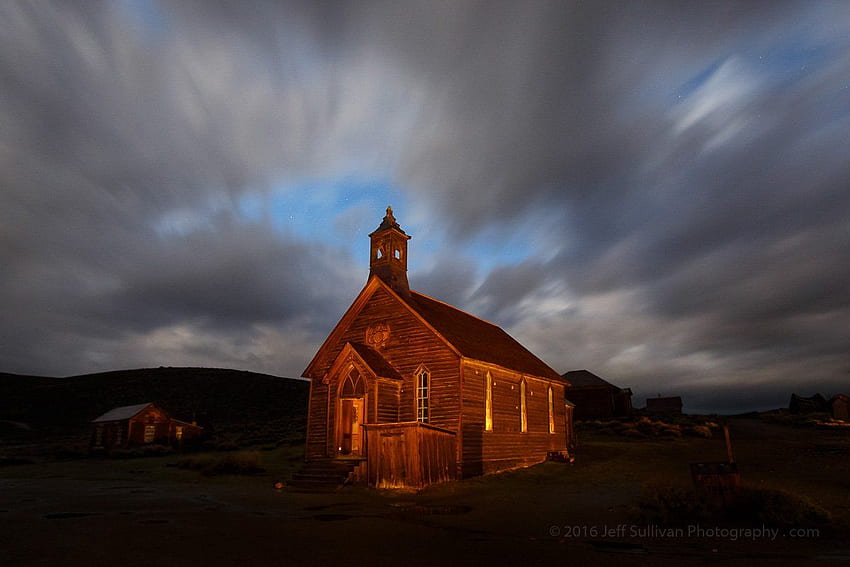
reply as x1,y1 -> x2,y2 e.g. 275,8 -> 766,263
724,424 -> 735,463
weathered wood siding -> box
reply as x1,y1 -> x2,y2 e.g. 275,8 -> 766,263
460,360 -> 568,477
305,286 -> 461,459
127,407 -> 170,444
377,379 -> 401,423
566,388 -> 616,420
306,379 -> 329,459
363,422 -> 457,488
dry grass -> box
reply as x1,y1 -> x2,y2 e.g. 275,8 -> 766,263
176,451 -> 264,476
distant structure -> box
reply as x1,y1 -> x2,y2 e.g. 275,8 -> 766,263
297,207 -> 573,489
562,369 -> 632,420
788,393 -> 828,414
90,402 -> 202,452
829,394 -> 850,421
645,396 -> 683,415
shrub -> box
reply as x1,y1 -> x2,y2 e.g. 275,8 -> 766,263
737,487 -> 831,527
621,427 -> 647,439
635,483 -> 831,528
685,425 -> 713,438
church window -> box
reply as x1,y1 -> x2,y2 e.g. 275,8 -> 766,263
548,386 -> 555,434
416,367 -> 430,423
520,380 -> 528,433
485,372 -> 493,431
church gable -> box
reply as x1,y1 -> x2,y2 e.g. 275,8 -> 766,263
303,278 -> 459,384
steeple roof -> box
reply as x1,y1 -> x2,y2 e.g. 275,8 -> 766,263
369,206 -> 407,236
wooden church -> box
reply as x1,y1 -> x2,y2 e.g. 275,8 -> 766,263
298,207 -> 573,489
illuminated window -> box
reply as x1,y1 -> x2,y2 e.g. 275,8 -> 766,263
416,368 -> 429,423
548,387 -> 555,434
144,424 -> 156,443
520,380 -> 528,433
175,426 -> 183,440
485,372 -> 493,431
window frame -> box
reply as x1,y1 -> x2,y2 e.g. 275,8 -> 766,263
548,386 -> 555,434
520,379 -> 528,433
485,372 -> 493,431
415,365 -> 430,423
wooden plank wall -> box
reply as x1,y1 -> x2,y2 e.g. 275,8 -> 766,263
305,380 -> 329,459
377,380 -> 401,423
363,422 -> 457,488
308,287 -> 461,458
128,407 -> 170,444
565,388 -> 616,420
461,361 -> 568,477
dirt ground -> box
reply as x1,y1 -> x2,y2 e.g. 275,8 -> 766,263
1,417 -> 848,566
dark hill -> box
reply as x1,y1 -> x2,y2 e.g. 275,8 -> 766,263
0,367 -> 308,449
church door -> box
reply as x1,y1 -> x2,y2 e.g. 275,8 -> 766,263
337,368 -> 366,457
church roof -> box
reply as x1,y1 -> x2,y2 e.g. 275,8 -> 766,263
405,290 -> 563,381
369,206 -> 407,236
349,342 -> 404,380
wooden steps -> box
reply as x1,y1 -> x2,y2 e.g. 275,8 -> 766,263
288,458 -> 363,491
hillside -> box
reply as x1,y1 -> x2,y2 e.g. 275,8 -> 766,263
0,367 -> 309,451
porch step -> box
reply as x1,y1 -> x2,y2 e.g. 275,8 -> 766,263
288,459 -> 364,491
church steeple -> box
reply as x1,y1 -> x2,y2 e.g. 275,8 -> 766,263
369,206 -> 411,296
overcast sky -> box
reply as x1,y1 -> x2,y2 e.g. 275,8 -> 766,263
2,1 -> 849,412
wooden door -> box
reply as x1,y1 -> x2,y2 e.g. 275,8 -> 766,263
339,398 -> 364,456
350,399 -> 363,455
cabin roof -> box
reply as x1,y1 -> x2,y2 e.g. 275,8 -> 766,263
349,342 -> 403,380
562,369 -> 621,389
405,290 -> 563,381
92,402 -> 154,423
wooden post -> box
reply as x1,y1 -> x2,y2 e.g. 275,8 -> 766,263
724,424 -> 735,463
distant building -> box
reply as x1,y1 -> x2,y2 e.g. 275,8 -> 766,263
90,402 -> 202,451
829,394 -> 850,421
562,369 -> 632,420
645,396 -> 683,415
788,393 -> 828,414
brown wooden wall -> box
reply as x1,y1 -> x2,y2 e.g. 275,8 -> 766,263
377,379 -> 401,423
460,361 -> 568,477
363,422 -> 457,488
566,388 -> 616,420
305,286 -> 461,459
127,407 -> 171,444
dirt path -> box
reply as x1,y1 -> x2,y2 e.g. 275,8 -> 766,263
2,418 -> 848,566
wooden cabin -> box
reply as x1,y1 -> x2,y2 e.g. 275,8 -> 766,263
645,396 -> 683,415
300,207 -> 572,489
789,393 -> 828,414
562,369 -> 632,420
90,402 -> 202,452
829,394 -> 850,421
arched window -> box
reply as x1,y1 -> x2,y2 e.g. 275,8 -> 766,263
520,380 -> 527,433
341,368 -> 365,398
416,367 -> 429,423
548,386 -> 555,434
485,372 -> 493,431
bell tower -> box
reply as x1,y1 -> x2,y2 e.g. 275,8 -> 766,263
368,206 -> 411,296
